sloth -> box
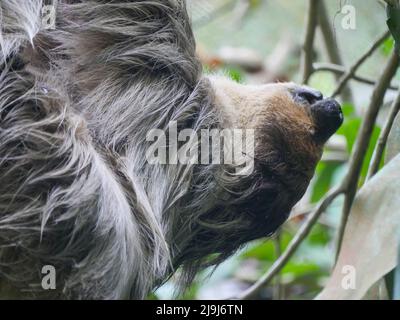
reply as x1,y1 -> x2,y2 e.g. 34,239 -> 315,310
0,0 -> 343,299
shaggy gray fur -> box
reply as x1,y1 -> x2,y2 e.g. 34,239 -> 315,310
0,0 -> 312,299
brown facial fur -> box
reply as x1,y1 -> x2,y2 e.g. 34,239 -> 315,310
209,76 -> 323,179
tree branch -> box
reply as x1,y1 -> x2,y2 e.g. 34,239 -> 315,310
367,88 -> 400,179
318,0 -> 354,103
335,51 -> 400,259
313,62 -> 400,91
301,0 -> 319,84
332,31 -> 391,98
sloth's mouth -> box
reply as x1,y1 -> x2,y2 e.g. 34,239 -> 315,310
292,87 -> 343,143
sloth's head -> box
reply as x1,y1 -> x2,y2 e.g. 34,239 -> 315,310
168,77 -> 343,279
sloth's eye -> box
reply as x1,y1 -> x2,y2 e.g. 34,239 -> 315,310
292,87 -> 323,105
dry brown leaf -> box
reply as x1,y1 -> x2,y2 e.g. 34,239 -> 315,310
316,153 -> 400,300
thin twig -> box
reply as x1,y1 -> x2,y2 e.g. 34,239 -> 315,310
273,232 -> 283,300
301,0 -> 319,84
234,187 -> 344,300
332,31 -> 391,97
313,62 -> 400,91
335,51 -> 400,259
318,0 -> 354,103
367,88 -> 400,179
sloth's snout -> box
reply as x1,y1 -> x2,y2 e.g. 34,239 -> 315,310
292,87 -> 343,143
310,98 -> 343,143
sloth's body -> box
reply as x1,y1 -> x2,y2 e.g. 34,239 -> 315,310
0,0 -> 343,299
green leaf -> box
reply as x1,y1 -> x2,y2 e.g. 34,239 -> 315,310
311,162 -> 342,203
226,67 -> 243,83
241,240 -> 275,261
340,103 -> 356,118
180,283 -> 199,300
336,116 -> 381,183
336,117 -> 362,153
381,36 -> 395,56
307,224 -> 331,245
147,292 -> 159,300
281,261 -> 321,277
360,125 -> 381,183
241,232 -> 292,261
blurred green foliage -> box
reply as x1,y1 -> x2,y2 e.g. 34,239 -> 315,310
381,36 -> 395,56
336,106 -> 381,184
227,67 -> 244,83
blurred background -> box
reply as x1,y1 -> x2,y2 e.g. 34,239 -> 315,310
153,0 -> 400,300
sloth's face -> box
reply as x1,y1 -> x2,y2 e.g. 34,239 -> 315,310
210,76 -> 343,183
210,76 -> 343,152
174,77 -> 343,265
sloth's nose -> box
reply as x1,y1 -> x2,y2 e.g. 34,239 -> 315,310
293,87 -> 323,105
311,98 -> 343,143
292,86 -> 343,143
